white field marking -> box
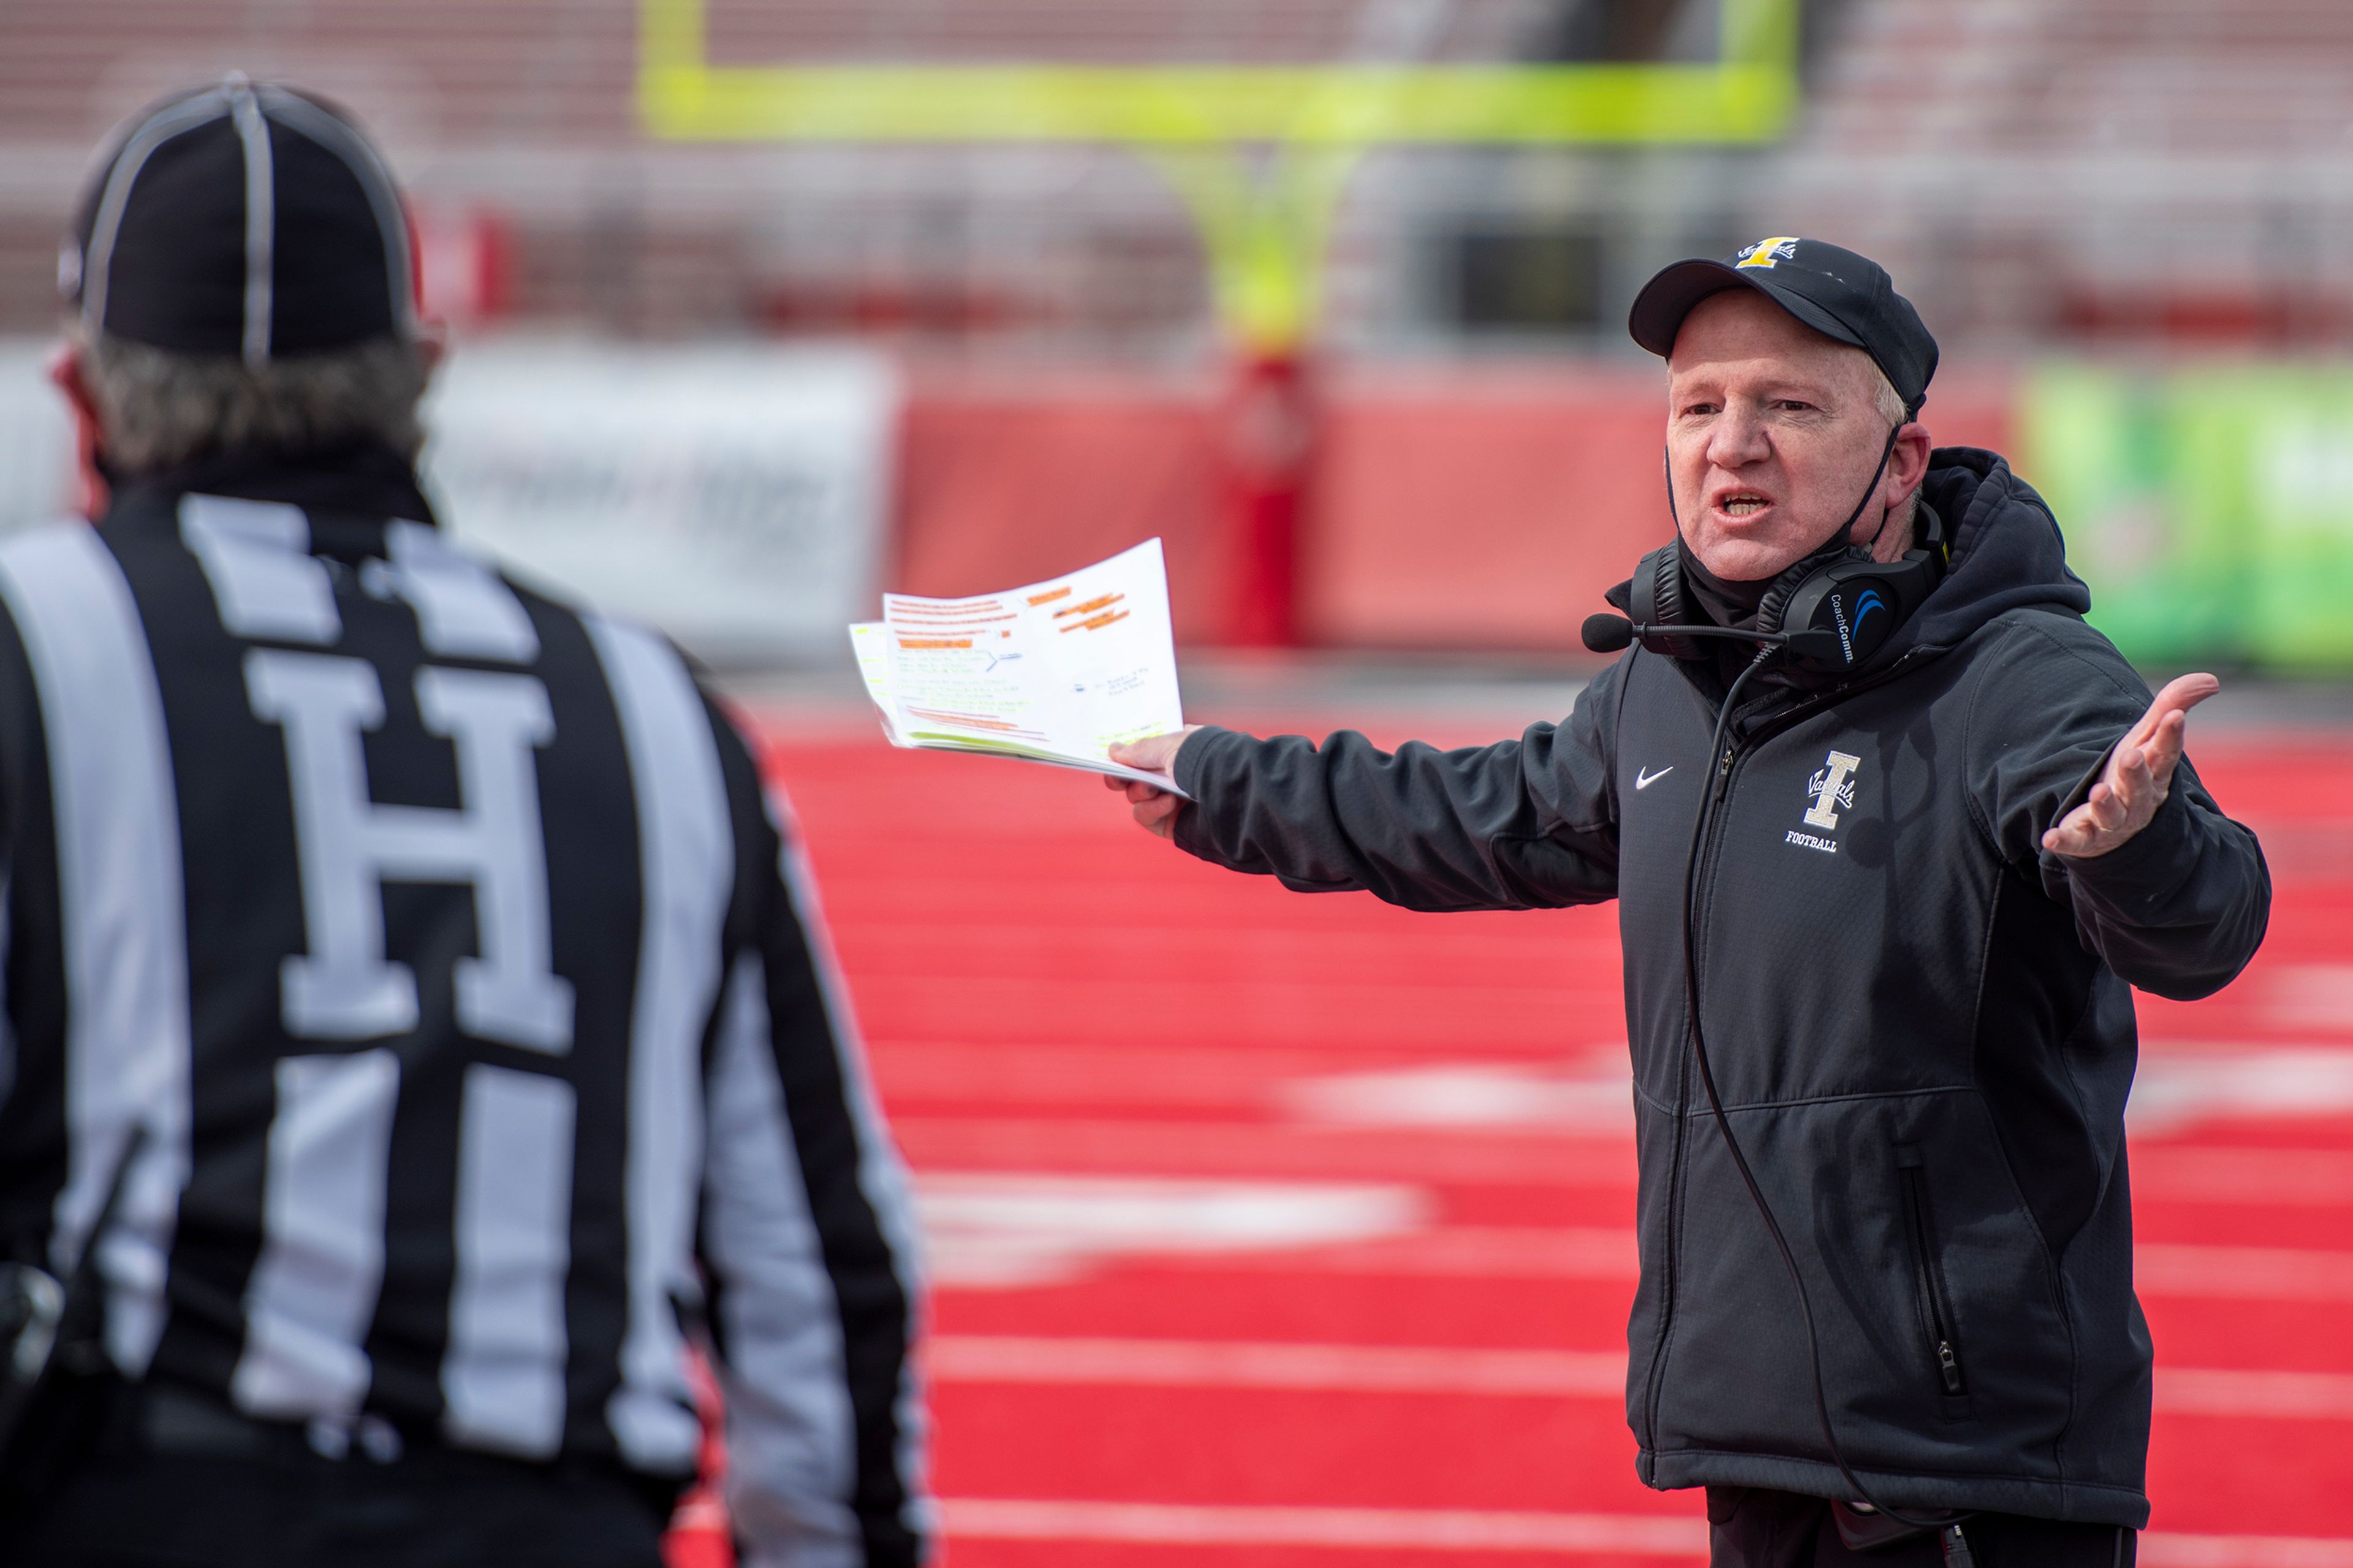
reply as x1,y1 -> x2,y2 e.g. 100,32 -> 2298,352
2129,1048 -> 2353,1133
926,1336 -> 1625,1396
2262,966 -> 2353,1036
904,1119 -> 2353,1205
911,1173 -> 1429,1289
2137,1244 -> 2353,1302
2136,1145 -> 2353,1206
1279,1051 -> 1632,1132
936,1501 -> 2353,1564
937,1499 -> 1708,1554
1203,1225 -> 1637,1279
1281,1048 -> 2353,1142
918,1224 -> 1632,1281
914,1183 -> 2353,1300
927,1335 -> 2353,1420
2157,1367 -> 2353,1420
893,1121 -> 1643,1196
2141,1536 -> 2353,1568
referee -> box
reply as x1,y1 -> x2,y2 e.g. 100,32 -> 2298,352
0,81 -> 928,1566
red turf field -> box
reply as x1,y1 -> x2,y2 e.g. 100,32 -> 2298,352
728,714 -> 2353,1567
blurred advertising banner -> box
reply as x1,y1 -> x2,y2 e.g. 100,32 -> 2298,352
423,341 -> 896,665
0,343 -> 77,532
2025,364 -> 2353,670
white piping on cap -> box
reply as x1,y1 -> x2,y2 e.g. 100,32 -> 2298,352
78,85 -> 237,346
227,78 -> 275,368
261,89 -> 415,340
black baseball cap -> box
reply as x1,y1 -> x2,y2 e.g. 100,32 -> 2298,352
61,75 -> 416,366
1628,237 -> 1938,417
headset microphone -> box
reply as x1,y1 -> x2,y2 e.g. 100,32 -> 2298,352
1580,614 -> 1634,653
1582,613 -> 1847,664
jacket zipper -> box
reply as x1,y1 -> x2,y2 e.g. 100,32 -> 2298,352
1645,649 -> 1936,1445
1643,719 -> 1759,1447
1900,1165 -> 1967,1395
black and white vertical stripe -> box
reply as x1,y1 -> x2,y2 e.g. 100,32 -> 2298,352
0,491 -> 926,1564
0,525 -> 192,1378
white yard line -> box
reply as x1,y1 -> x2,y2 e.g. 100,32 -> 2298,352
938,1499 -> 1707,1553
912,1162 -> 2353,1297
928,1335 -> 1624,1395
2137,1243 -> 2353,1302
930,1335 -> 2353,1418
937,1499 -> 2353,1564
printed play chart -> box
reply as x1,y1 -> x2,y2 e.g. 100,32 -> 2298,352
849,539 -> 1189,794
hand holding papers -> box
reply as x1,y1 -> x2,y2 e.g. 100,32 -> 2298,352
849,540 -> 1191,796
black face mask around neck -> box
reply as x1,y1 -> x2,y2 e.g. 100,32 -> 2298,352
1675,536 -> 1771,629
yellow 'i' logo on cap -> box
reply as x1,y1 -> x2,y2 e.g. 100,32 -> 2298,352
1737,237 -> 1801,269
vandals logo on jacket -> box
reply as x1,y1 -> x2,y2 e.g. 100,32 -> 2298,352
1786,750 -> 1859,855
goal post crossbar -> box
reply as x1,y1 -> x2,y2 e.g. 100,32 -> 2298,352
639,61 -> 1795,146
637,0 -> 1800,146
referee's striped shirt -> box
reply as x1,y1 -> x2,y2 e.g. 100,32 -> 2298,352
0,448 -> 928,1566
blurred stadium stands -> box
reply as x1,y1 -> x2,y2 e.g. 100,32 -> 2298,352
6,0 -> 2350,351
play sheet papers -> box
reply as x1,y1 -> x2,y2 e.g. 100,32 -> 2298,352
849,539 -> 1190,796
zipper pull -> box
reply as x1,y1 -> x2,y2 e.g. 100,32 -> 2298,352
1937,1341 -> 1963,1394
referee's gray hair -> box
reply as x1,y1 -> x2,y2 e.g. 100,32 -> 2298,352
72,327 -> 427,475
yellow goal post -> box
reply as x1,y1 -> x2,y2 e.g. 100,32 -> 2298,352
637,0 -> 1802,352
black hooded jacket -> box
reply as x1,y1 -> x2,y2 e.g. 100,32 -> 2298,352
1170,450 -> 2269,1527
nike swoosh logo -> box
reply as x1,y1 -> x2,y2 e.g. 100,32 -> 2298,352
1635,766 -> 1674,790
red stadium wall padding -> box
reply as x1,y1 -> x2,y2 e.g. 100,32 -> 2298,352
1912,375 -> 2016,474
893,365 -> 2019,651
1300,365 -> 1670,651
893,373 -> 1232,645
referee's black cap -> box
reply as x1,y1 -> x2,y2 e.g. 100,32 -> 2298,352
61,75 -> 416,366
1628,237 -> 1938,417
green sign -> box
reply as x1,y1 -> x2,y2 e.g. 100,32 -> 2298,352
2024,363 -> 2353,668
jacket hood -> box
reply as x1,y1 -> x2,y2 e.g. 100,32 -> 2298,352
1888,446 -> 2091,661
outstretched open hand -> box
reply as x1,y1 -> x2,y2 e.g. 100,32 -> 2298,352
2042,673 -> 2220,860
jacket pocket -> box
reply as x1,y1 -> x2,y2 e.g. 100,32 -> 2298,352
1896,1145 -> 1966,1396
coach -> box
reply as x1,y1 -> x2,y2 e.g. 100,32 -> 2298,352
0,81 -> 926,1566
1110,238 -> 2268,1566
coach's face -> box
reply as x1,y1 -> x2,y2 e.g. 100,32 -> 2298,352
1665,289 -> 1930,582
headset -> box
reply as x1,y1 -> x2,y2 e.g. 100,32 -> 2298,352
1582,431 -> 1980,1561
1582,424 -> 1950,670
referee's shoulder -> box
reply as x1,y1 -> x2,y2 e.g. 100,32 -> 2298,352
498,567 -> 774,811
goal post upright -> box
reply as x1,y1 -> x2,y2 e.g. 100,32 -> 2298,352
637,0 -> 1802,642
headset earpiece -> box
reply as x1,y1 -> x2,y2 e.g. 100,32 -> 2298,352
1629,545 -> 1709,662
1773,540 -> 1946,668
1752,553 -> 1831,642
1746,499 -> 1950,670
